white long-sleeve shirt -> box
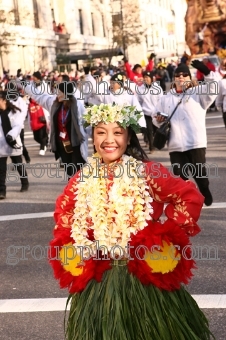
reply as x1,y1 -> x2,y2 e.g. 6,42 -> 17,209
84,74 -> 146,128
0,109 -> 23,157
137,83 -> 163,117
152,71 -> 219,152
11,96 -> 28,129
215,77 -> 226,112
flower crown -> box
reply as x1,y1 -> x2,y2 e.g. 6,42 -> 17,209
83,103 -> 142,133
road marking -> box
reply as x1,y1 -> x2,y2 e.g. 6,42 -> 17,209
0,295 -> 226,313
0,212 -> 53,221
203,202 -> 226,209
206,115 -> 222,119
0,202 -> 226,222
206,125 -> 225,129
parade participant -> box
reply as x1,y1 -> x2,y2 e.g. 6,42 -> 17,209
57,74 -> 83,102
28,98 -> 49,156
153,61 -> 218,206
146,53 -> 156,72
7,81 -> 31,163
0,91 -> 29,199
49,103 -> 213,340
123,57 -> 144,84
84,69 -> 146,129
137,71 -> 163,152
23,81 -> 88,178
155,64 -> 169,92
217,58 -> 226,79
216,61 -> 226,128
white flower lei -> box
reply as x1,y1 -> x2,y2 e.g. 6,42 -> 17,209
71,155 -> 153,258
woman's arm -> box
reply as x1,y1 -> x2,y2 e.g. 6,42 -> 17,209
215,80 -> 224,110
197,71 -> 219,110
124,62 -> 135,82
146,161 -> 204,236
7,110 -> 23,140
24,83 -> 55,112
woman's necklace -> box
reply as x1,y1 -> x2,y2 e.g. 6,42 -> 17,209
71,154 -> 153,257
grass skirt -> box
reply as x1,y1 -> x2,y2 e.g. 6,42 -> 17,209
65,262 -> 214,340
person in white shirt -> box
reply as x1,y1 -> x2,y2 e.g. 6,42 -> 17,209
137,71 -> 163,152
7,81 -> 31,162
153,61 -> 219,206
83,69 -> 146,129
215,62 -> 226,128
0,91 -> 29,199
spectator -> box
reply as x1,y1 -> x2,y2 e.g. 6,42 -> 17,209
61,24 -> 66,34
57,24 -> 63,34
53,21 -> 57,32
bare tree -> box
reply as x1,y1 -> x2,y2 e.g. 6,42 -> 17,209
111,0 -> 146,57
91,0 -> 145,65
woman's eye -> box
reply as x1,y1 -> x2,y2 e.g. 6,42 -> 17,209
115,132 -> 122,135
97,132 -> 105,135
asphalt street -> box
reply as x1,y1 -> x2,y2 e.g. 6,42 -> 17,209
0,110 -> 226,340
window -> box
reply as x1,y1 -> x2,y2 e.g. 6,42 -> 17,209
13,0 -> 20,25
33,0 -> 39,28
42,47 -> 48,67
91,13 -> 95,36
102,15 -> 106,37
51,8 -> 55,21
79,9 -> 83,34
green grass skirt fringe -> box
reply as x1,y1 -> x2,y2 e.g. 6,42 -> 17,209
65,264 -> 215,340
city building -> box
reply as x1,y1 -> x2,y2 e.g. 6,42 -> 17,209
0,0 -> 188,75
0,0 -> 57,75
0,0 -> 113,75
111,0 -> 188,65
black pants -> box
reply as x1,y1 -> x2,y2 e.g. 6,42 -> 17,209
223,112 -> 226,128
33,126 -> 48,150
210,100 -> 215,109
159,80 -> 166,92
169,148 -> 210,197
144,115 -> 155,151
56,140 -> 85,178
0,155 -> 29,194
20,128 -> 30,162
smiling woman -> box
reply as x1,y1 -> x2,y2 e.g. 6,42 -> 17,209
93,123 -> 130,164
49,103 -> 214,340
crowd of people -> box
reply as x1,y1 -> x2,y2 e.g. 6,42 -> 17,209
0,52 -> 226,204
1,49 -> 226,339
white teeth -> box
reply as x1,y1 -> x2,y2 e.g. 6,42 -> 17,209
104,147 -> 116,150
